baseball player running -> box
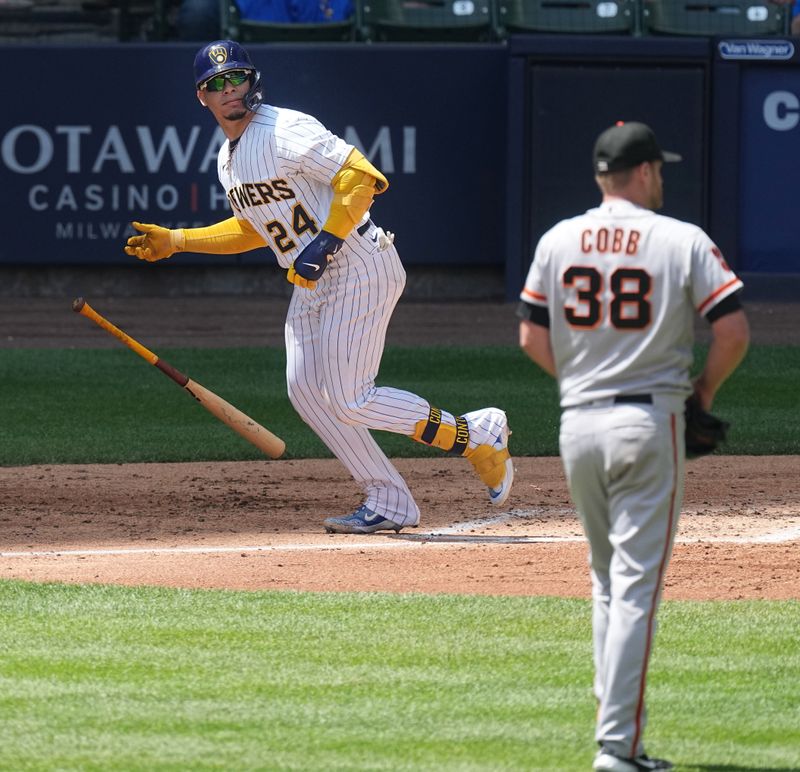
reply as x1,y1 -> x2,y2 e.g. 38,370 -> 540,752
518,122 -> 749,771
123,40 -> 513,533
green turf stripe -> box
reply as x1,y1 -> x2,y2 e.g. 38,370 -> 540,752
0,581 -> 797,770
0,344 -> 797,465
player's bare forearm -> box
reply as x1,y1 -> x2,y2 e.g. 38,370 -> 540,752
693,309 -> 750,409
520,320 -> 557,378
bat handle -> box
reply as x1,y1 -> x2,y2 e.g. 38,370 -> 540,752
155,359 -> 189,387
73,297 -> 159,366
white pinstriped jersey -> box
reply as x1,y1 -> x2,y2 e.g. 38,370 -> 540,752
217,104 -> 353,269
521,199 -> 743,407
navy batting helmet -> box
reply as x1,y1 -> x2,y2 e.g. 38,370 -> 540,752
193,40 -> 263,111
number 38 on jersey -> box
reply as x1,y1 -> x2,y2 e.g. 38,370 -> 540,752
565,227 -> 651,331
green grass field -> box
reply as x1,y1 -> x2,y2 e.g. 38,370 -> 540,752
1,343 -> 798,465
1,581 -> 798,771
2,342 -> 798,770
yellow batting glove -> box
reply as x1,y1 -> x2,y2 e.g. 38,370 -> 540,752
286,265 -> 317,290
124,221 -> 184,262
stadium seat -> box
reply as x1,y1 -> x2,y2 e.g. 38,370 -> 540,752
221,1 -> 356,41
0,0 -> 120,42
496,0 -> 636,35
237,18 -> 355,41
359,0 -> 495,42
643,0 -> 789,36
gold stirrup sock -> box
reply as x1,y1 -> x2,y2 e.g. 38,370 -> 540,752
412,407 -> 470,456
466,445 -> 511,489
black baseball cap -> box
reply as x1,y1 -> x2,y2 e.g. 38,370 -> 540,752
593,121 -> 682,173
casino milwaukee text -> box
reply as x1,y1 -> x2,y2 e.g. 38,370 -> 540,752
1,123 -> 416,241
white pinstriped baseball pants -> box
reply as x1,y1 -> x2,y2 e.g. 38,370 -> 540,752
285,225 -> 468,526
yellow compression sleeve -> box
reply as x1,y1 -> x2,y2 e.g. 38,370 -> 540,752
323,148 -> 390,240
174,217 -> 265,254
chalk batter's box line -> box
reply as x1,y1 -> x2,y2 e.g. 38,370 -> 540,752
1,525 -> 798,559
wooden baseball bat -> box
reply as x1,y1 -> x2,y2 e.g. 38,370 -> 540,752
72,297 -> 285,459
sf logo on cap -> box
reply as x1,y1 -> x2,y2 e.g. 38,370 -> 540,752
209,45 -> 228,65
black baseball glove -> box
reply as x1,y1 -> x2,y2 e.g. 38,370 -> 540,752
684,394 -> 730,459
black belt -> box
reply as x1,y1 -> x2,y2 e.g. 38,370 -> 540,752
613,394 -> 652,404
356,218 -> 373,237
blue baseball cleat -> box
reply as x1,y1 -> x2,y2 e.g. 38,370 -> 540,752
323,505 -> 403,534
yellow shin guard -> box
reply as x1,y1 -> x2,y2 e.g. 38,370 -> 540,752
465,444 -> 511,489
412,407 -> 469,455
413,406 -> 511,490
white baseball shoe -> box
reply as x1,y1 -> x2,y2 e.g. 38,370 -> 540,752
593,749 -> 674,771
463,407 -> 514,507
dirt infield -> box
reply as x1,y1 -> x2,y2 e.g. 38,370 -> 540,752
1,456 -> 798,600
1,296 -> 798,600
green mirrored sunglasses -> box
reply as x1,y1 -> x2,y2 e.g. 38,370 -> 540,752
201,70 -> 251,92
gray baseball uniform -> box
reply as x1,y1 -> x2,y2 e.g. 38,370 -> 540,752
520,197 -> 743,761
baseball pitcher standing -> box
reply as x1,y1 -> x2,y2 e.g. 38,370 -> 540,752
518,122 -> 749,771
123,40 -> 513,533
